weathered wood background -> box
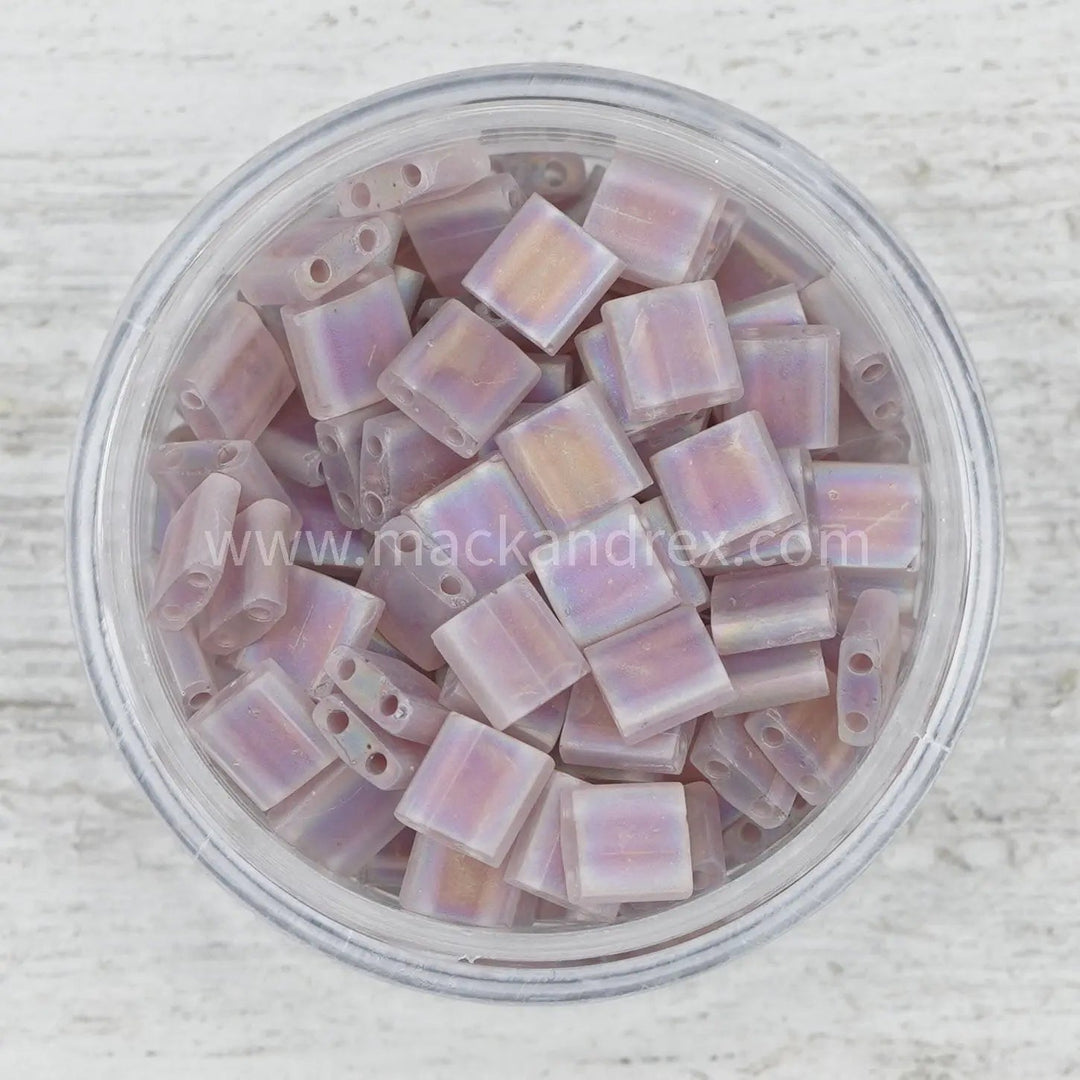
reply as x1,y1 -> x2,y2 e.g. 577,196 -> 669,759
2,1 -> 1077,1076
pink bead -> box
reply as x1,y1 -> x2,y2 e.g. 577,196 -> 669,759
255,392 -> 324,488
710,564 -> 837,655
280,477 -> 368,571
150,472 -> 241,631
637,496 -> 710,611
283,269 -> 412,420
395,711 -> 554,865
650,411 -> 803,568
399,833 -> 523,928
189,659 -> 335,811
584,605 -> 737,743
326,645 -> 448,744
530,501 -> 681,647
357,516 -> 477,671
463,193 -> 625,355
831,390 -> 912,464
495,383 -> 651,532
391,264 -> 426,320
725,284 -> 807,330
689,714 -> 797,828
712,642 -> 830,717
560,782 -> 694,905
313,400 -> 397,527
727,325 -> 840,450
810,461 -> 923,569
157,624 -> 217,715
526,356 -> 574,403
835,566 -> 917,631
837,588 -> 902,746
431,575 -> 588,731
198,498 -> 292,654
492,152 -> 590,204
234,564 -> 383,697
267,761 -> 405,876
582,152 -> 728,287
574,322 -> 643,432
601,281 -> 744,424
558,675 -> 694,774
715,216 -> 820,305
174,301 -> 295,443
377,298 -> 541,457
684,781 -> 728,892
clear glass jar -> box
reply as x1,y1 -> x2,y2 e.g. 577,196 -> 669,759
66,64 -> 1003,1001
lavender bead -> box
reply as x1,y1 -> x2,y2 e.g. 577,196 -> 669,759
157,624 -> 217,714
395,712 -> 554,866
430,575 -> 588,731
189,659 -> 335,811
377,298 -> 541,457
721,804 -> 813,869
725,285 -> 807,330
574,322 -> 642,432
684,781 -> 728,892
835,566 -> 917,631
651,411 -> 803,568
837,589 -> 902,746
281,477 -> 369,571
150,472 -> 241,630
582,152 -> 728,287
689,714 -> 797,828
314,400 -> 397,527
715,216 -> 820,305
713,642 -> 830,717
255,392 -> 324,488
727,325 -> 840,450
492,152 -> 589,203
495,383 -> 651,532
560,782 -> 693,906
584,605 -> 737,743
637,496 -> 710,611
174,300 -> 295,443
526,356 -> 574,403
463,193 -> 624,355
831,390 -> 912,464
267,761 -> 404,876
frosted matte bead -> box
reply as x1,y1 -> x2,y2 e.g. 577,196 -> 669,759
395,712 -> 554,865
525,356 -> 574,403
359,828 -> 415,892
198,499 -> 292,654
281,477 -> 369,571
560,782 -> 694,905
710,564 -> 837,655
255,392 -> 324,488
377,298 -> 541,457
601,281 -> 743,424
326,645 -> 448,744
712,642 -> 830,717
158,624 -> 217,715
565,164 -> 605,225
492,152 -> 589,203
684,781 -> 728,891
831,390 -> 912,464
745,674 -> 858,806
430,575 -> 588,731
725,284 -> 807,330
235,564 -> 384,697
837,589 -> 902,746
574,322 -> 642,432
630,411 -> 711,495
151,472 -> 241,631
584,605 -> 737,743
391,265 -> 425,319
401,174 -> 523,298
267,761 -> 405,876
336,142 -> 491,216
715,216 -> 821,305
689,714 -> 797,828
238,215 -> 402,306
835,566 -> 917,631
408,455 -> 544,594
283,269 -> 412,420
558,675 -> 694,774
651,411 -> 803,568
399,833 -> 523,928
696,198 -> 748,280
727,325 -> 841,450
721,808 -> 809,869
463,193 -> 625,354
495,383 -> 651,532
810,461 -> 923,569
313,694 -> 425,790
800,276 -> 906,430
637,496 -> 710,611
174,301 -> 295,444
530,501 -> 681,647
357,516 -> 477,671
582,152 -> 728,287
189,659 -> 335,811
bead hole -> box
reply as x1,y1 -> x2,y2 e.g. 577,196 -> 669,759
179,389 -> 204,411
760,725 -> 785,748
401,163 -> 423,188
308,258 -> 332,284
366,752 -> 388,775
846,711 -> 870,734
337,657 -> 356,681
351,182 -> 371,209
379,694 -> 399,717
848,651 -> 874,674
326,709 -> 350,735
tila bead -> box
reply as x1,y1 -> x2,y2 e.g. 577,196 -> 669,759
715,215 -> 821,305
684,781 -> 728,891
314,400 -> 396,528
637,496 -> 710,611
526,356 -> 574,403
712,642 -> 830,717
281,477 -> 369,572
157,624 -> 217,714
492,152 -> 590,203
725,284 -> 807,330
255,392 -> 324,488
837,588 -> 902,746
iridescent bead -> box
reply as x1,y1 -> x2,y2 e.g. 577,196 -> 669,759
430,575 -> 588,731
394,711 -> 554,865
255,392 -> 324,488
157,624 -> 217,715
377,298 -> 541,457
582,152 -> 728,287
574,322 -> 642,432
715,215 -> 820,305
359,828 -> 415,892
492,152 -> 589,204
830,390 -> 912,464
565,164 -> 605,225
560,782 -> 694,905
637,496 -> 710,612
650,411 -> 803,568
712,642 -> 830,717
725,284 -> 807,330
495,383 -> 651,532
391,264 -> 425,319
837,589 -> 902,746
463,193 -> 624,354
281,477 -> 368,572
684,781 -> 728,892
150,472 -> 241,631
189,659 -> 336,811
834,566 -> 917,631
526,356 -> 574,403
584,605 -> 737,743
173,300 -> 295,443
313,400 -> 396,528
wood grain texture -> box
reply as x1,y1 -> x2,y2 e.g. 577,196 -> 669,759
1,0 -> 1077,1076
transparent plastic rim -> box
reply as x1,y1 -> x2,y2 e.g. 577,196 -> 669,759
66,64 -> 1003,1002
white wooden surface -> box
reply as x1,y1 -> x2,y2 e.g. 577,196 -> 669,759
2,1 -> 1078,1075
